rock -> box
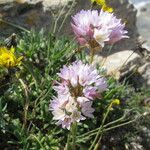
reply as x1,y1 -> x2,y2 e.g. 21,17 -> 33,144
108,0 -> 138,51
118,46 -> 150,88
91,49 -> 140,79
136,3 -> 150,50
0,0 -> 13,4
91,44 -> 150,88
138,62 -> 150,86
129,0 -> 150,50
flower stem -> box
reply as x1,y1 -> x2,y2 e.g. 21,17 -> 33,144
52,4 -> 66,34
57,0 -> 76,34
77,119 -> 135,143
90,48 -> 95,64
65,134 -> 71,150
19,78 -> 29,130
71,122 -> 77,150
89,102 -> 113,150
77,114 -> 126,140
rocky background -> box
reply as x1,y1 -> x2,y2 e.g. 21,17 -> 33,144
0,0 -> 149,88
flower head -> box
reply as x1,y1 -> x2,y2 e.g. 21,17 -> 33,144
0,47 -> 23,68
71,10 -> 128,48
50,61 -> 107,129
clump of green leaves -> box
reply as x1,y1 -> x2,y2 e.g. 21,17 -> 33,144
0,30 -> 149,150
0,30 -> 77,150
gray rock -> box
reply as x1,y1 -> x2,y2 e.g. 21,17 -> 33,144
91,44 -> 150,88
136,3 -> 150,50
119,46 -> 150,88
129,0 -> 150,50
138,61 -> 150,86
91,50 -> 140,78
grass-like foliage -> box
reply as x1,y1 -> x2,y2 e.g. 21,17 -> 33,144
0,30 -> 149,150
0,30 -> 76,150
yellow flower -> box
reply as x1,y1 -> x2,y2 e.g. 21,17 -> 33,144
112,99 -> 120,105
91,0 -> 113,12
0,47 -> 23,68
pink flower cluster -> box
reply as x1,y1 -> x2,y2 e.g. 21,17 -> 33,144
71,10 -> 128,47
50,61 -> 107,129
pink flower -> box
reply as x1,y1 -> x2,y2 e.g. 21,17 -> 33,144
77,97 -> 95,118
71,9 -> 129,47
98,10 -> 129,44
81,101 -> 95,118
53,81 -> 70,98
50,61 -> 107,129
50,96 -> 85,130
83,87 -> 99,100
54,61 -> 107,94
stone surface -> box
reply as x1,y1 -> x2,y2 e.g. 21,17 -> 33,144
136,3 -> 150,50
118,47 -> 150,88
129,0 -> 150,50
92,45 -> 150,87
92,50 -> 140,78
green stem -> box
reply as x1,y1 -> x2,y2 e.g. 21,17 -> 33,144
65,134 -> 71,150
19,78 -> 29,130
104,88 -> 117,99
90,48 -> 94,64
77,117 -> 141,143
72,122 -> 77,150
0,19 -> 30,33
77,114 -> 126,140
89,103 -> 112,150
94,131 -> 103,150
52,4 -> 66,34
30,134 -> 44,149
103,119 -> 137,132
57,0 -> 76,33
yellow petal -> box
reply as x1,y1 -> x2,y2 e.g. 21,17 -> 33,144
17,56 -> 23,65
91,0 -> 113,13
112,99 -> 120,105
0,47 -> 22,68
102,5 -> 113,12
17,56 -> 23,62
10,47 -> 15,54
